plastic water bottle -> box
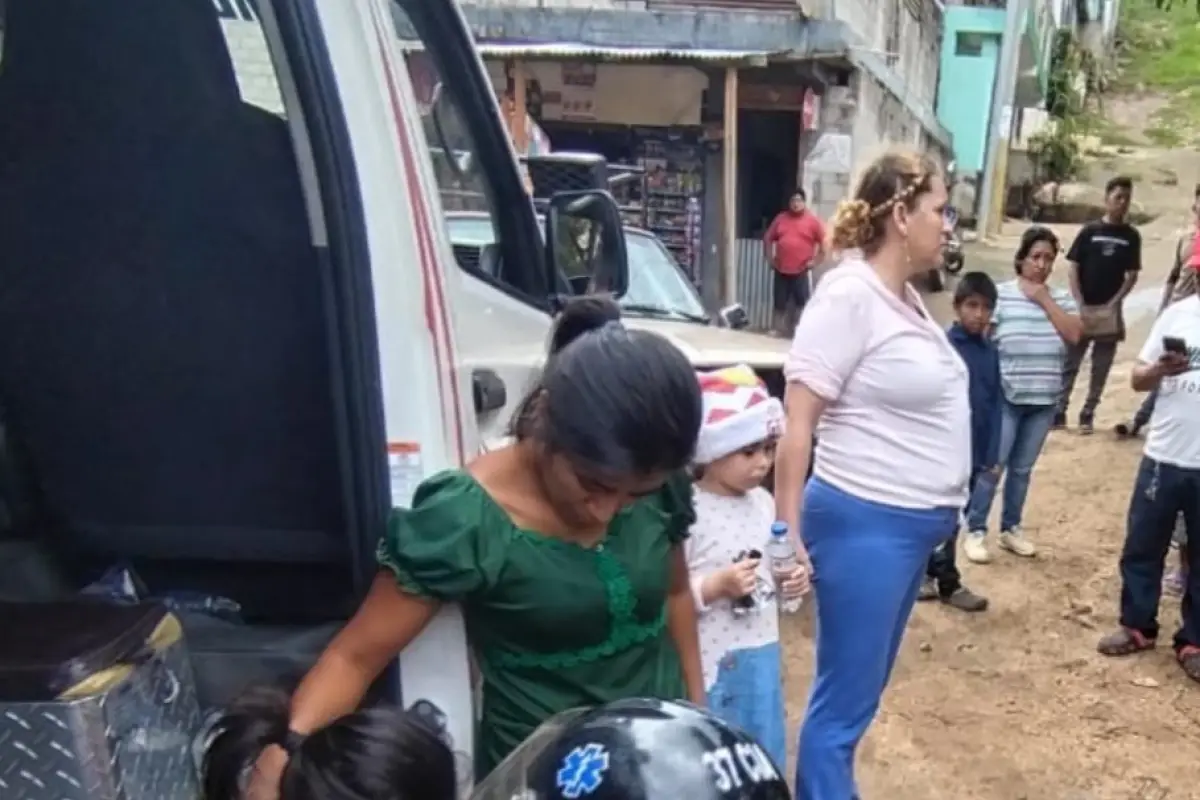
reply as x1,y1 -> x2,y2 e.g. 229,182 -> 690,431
767,521 -> 803,614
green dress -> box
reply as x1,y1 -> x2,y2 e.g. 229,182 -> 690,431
375,469 -> 695,779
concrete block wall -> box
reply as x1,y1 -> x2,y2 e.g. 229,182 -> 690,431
814,0 -> 944,168
900,1 -> 942,112
822,0 -> 884,53
853,72 -> 921,154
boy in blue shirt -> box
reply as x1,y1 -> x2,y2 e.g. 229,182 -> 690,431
919,272 -> 1001,612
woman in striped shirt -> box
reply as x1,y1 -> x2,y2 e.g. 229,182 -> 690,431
962,226 -> 1083,564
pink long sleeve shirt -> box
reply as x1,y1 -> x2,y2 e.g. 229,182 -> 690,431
785,257 -> 972,509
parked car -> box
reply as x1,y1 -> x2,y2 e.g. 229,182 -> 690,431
445,212 -> 790,396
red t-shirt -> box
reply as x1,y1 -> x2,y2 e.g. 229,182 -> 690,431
764,211 -> 825,275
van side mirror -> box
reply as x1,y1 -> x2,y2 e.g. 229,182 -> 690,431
545,190 -> 629,302
719,304 -> 750,330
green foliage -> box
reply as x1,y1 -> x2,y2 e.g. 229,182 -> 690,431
1045,30 -> 1083,119
1027,123 -> 1084,183
1116,0 -> 1200,90
1116,0 -> 1200,149
1033,31 -> 1087,182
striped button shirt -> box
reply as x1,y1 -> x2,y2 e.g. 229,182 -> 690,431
992,280 -> 1078,407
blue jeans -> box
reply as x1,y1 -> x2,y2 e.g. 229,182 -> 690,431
796,478 -> 957,800
1120,457 -> 1200,651
706,641 -> 786,770
965,401 -> 1057,533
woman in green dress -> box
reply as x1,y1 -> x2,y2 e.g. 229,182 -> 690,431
249,297 -> 706,795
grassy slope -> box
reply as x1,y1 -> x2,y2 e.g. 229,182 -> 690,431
1116,0 -> 1200,147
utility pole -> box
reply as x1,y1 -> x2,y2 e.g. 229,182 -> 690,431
976,0 -> 1027,238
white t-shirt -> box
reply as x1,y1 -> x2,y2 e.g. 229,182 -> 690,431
1139,294 -> 1200,469
785,257 -> 972,508
685,487 -> 780,692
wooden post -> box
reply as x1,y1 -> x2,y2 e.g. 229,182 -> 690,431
721,67 -> 740,307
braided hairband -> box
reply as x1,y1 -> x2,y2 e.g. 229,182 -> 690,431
865,171 -> 928,218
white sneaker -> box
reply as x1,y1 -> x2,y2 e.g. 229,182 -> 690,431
999,528 -> 1037,557
963,533 -> 991,564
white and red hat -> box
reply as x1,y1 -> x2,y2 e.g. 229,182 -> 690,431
694,365 -> 784,465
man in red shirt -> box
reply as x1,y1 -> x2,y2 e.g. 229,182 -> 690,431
763,188 -> 826,336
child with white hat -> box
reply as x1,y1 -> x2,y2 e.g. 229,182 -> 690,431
684,364 -> 808,770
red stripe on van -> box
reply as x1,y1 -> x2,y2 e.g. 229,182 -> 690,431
368,5 -> 467,464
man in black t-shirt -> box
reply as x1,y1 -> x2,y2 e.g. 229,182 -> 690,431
1057,176 -> 1142,434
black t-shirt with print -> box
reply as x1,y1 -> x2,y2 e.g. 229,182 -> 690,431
1067,220 -> 1142,305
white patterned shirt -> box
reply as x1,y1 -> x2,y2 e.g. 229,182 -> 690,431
685,487 -> 780,691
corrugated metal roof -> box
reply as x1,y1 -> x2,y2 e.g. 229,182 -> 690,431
472,42 -> 779,66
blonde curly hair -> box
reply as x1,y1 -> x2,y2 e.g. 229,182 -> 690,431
829,149 -> 943,254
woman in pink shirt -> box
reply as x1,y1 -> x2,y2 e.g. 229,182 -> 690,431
773,150 -> 971,799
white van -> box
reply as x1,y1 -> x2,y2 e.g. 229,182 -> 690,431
0,0 -> 782,790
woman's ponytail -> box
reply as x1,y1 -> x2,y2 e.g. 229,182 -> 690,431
202,686 -> 457,800
548,294 -> 621,355
202,687 -> 293,800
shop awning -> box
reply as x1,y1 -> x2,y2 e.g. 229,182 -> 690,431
473,42 -> 782,67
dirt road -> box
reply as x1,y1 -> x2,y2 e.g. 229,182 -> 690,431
781,219 -> 1200,799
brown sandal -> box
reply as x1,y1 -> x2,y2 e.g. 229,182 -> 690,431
1177,646 -> 1200,683
1097,627 -> 1156,656
1113,422 -> 1143,440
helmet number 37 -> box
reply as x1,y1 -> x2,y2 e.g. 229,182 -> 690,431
702,742 -> 778,793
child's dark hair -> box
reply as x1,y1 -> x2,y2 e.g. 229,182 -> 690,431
953,272 -> 998,309
202,687 -> 456,800
1013,225 -> 1060,274
1105,175 -> 1133,195
512,295 -> 701,476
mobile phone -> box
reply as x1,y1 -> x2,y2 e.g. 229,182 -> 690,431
731,549 -> 761,616
1163,336 -> 1188,355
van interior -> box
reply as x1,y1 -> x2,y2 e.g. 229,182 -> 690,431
0,0 -> 370,706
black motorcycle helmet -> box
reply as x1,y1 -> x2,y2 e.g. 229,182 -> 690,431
486,698 -> 789,800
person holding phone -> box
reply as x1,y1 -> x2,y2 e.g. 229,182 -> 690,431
1116,183 -> 1200,439
1097,290 -> 1200,684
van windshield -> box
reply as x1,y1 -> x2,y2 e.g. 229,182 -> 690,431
624,230 -> 709,321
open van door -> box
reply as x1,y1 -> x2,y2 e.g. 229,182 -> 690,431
331,0 -> 626,788
0,0 -> 627,791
